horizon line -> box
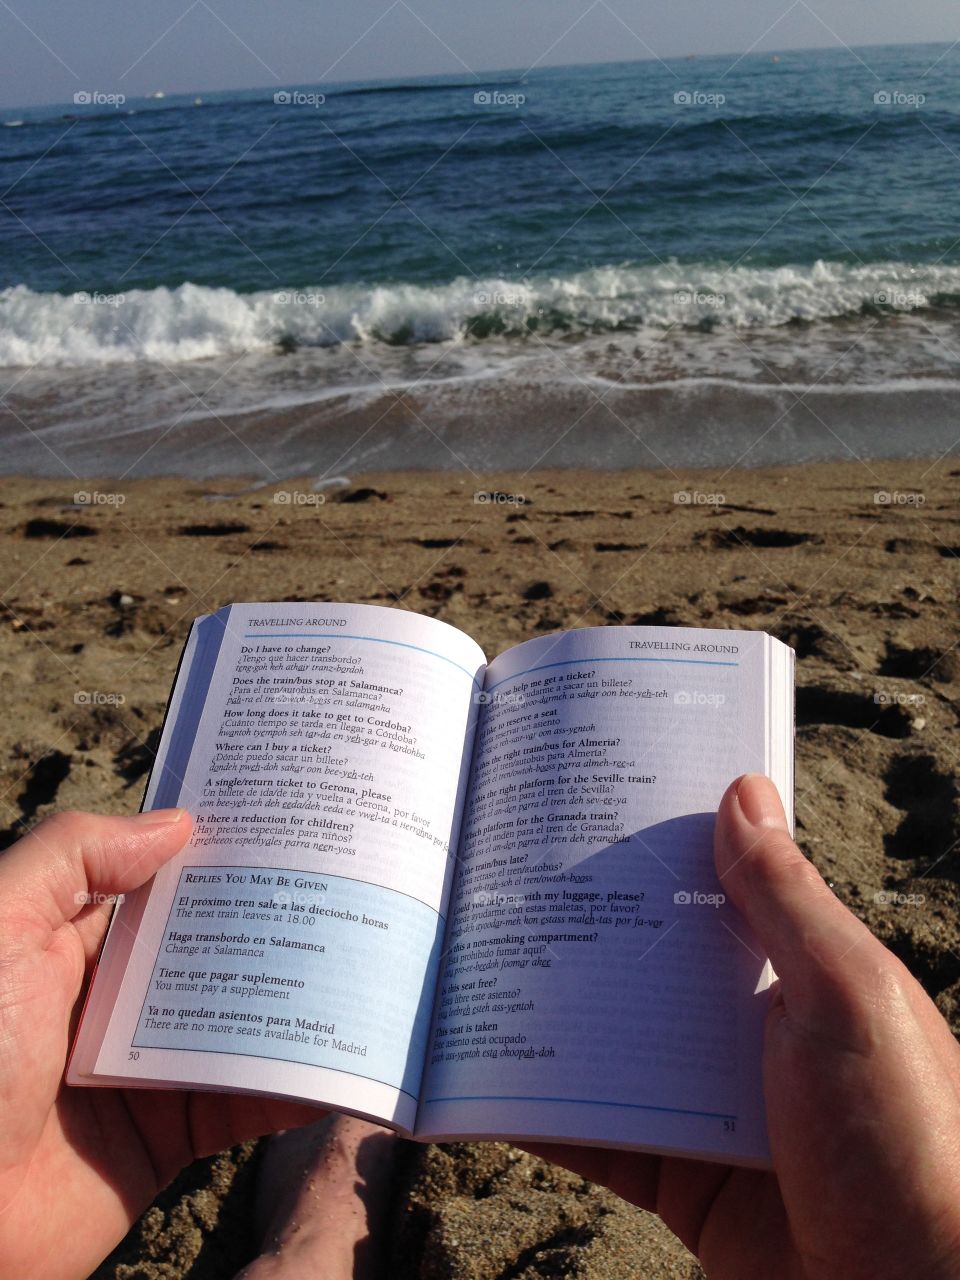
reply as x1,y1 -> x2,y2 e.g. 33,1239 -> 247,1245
1,37 -> 955,115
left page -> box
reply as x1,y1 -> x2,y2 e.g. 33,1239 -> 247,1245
68,602 -> 485,1134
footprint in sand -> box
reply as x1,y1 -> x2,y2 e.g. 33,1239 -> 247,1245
695,526 -> 819,549
795,685 -> 913,739
883,753 -> 958,863
0,749 -> 71,848
880,642 -> 958,683
179,522 -> 251,537
23,518 -> 97,539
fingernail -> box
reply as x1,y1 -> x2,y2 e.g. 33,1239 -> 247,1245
736,774 -> 786,829
133,807 -> 187,825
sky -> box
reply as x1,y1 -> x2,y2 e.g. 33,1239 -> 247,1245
1,0 -> 957,108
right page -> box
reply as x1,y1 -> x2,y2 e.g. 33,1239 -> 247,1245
417,625 -> 793,1166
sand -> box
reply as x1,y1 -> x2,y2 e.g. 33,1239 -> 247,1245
0,459 -> 956,1279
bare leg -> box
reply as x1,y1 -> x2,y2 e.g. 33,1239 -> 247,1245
236,1115 -> 398,1280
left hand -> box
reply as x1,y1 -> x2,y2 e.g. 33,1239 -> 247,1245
0,808 -> 320,1280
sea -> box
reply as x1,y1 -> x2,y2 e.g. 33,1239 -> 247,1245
1,44 -> 959,477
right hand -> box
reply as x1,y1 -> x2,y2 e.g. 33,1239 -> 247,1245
523,773 -> 960,1279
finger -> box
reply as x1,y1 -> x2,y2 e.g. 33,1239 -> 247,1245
0,809 -> 192,940
63,901 -> 117,967
70,899 -> 118,968
714,774 -> 902,1047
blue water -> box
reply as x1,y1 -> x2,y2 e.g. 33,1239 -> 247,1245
1,45 -> 959,473
2,45 -> 958,295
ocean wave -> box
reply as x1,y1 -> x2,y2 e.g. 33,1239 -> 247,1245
2,261 -> 960,368
330,78 -> 525,100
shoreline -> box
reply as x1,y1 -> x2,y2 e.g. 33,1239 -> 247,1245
2,402 -> 959,479
4,357 -> 960,478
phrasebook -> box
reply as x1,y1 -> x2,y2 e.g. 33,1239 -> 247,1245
69,603 -> 794,1167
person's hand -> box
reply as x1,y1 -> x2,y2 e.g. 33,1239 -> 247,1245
0,809 -> 320,1280
523,773 -> 960,1280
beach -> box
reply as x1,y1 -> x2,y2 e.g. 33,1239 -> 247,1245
0,457 -> 955,1279
3,40 -> 960,1275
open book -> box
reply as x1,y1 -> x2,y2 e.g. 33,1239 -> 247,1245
68,604 -> 794,1167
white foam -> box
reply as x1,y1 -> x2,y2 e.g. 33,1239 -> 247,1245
3,261 -> 960,369
578,373 -> 960,395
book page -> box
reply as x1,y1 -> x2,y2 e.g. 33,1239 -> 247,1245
69,603 -> 485,1132
417,625 -> 791,1164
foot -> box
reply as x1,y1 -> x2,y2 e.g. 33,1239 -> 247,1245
236,1115 -> 398,1280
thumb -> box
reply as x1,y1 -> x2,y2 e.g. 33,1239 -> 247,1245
714,774 -> 885,1042
0,808 -> 192,938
